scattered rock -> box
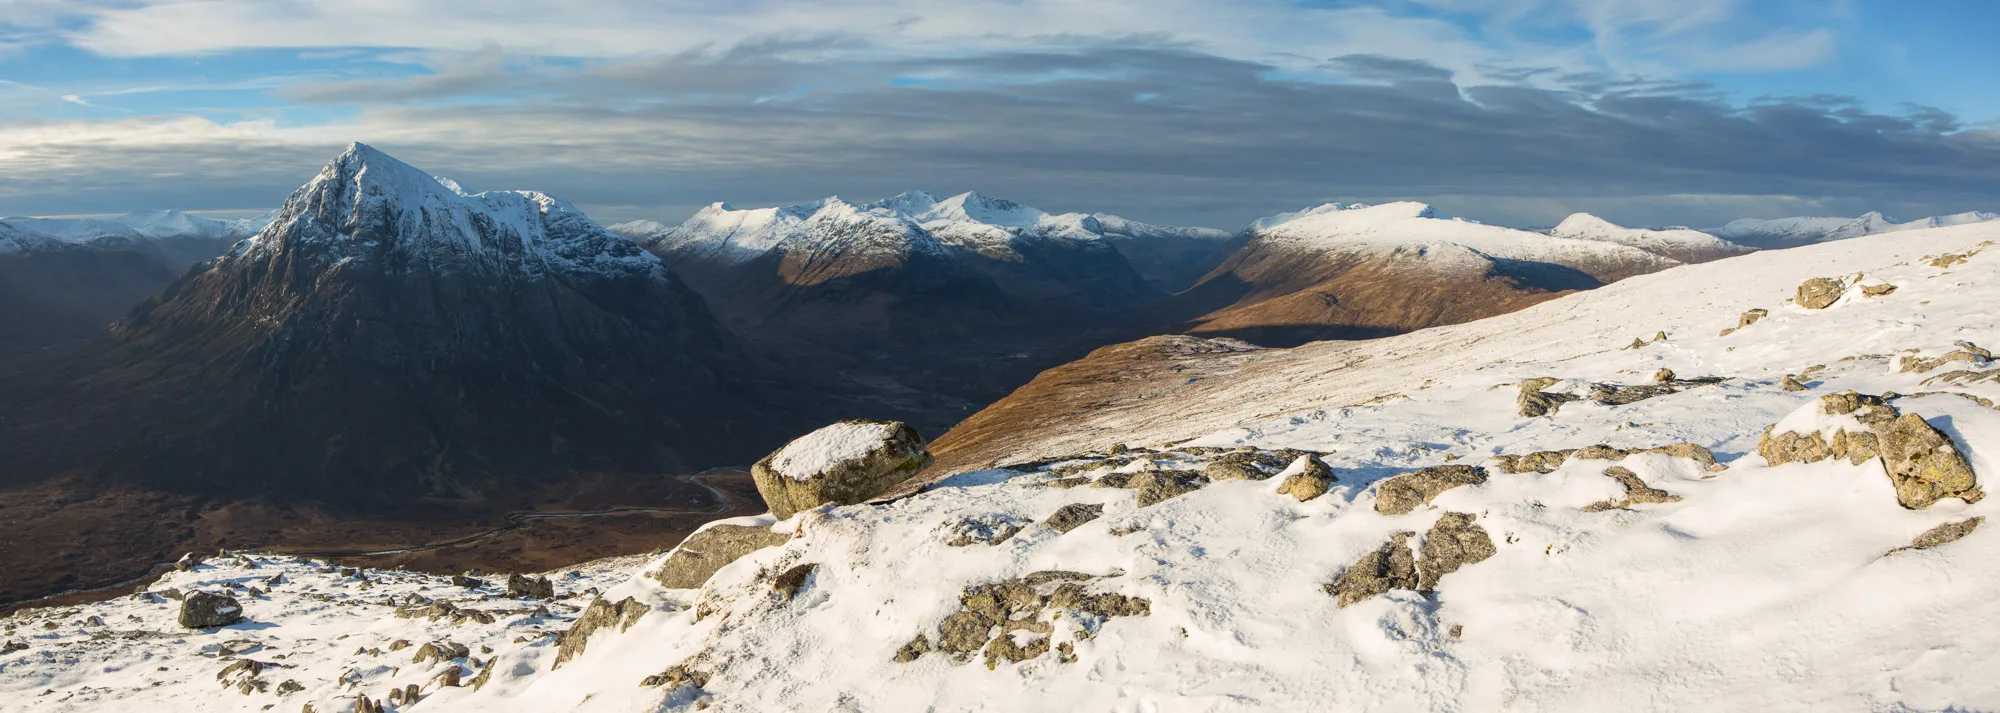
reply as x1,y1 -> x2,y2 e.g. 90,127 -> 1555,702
1375,465 -> 1487,515
1091,472 -> 1135,489
1516,377 -> 1581,417
1861,282 -> 1898,297
1202,450 -> 1289,481
1896,343 -> 1992,373
945,514 -> 1028,547
430,666 -> 463,688
505,574 -> 556,599
892,635 -> 932,663
1929,252 -> 1969,268
387,639 -> 411,652
1796,277 -> 1845,309
393,601 -> 495,626
1653,368 -> 1676,383
1416,513 -> 1497,592
646,525 -> 791,589
178,592 -> 244,629
769,563 -> 817,600
921,571 -> 1148,667
276,680 -> 304,695
1274,454 -> 1337,502
174,553 -> 204,572
1037,477 -> 1090,489
1129,469 -> 1205,507
639,662 -> 711,690
1910,518 -> 1983,550
1759,391 -> 1983,509
412,641 -> 469,665
468,658 -> 496,691
1491,449 -> 1576,474
554,597 -> 651,669
2,641 -> 26,654
1325,532 -> 1418,607
751,419 -> 933,520
1624,338 -> 1646,350
450,575 -> 484,589
1782,374 -> 1809,392
1739,308 -> 1769,328
1582,466 -> 1684,511
1044,503 -> 1106,534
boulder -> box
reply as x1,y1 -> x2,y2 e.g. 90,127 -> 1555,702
1516,377 -> 1581,418
1273,455 -> 1336,502
1044,503 -> 1106,534
505,573 -> 555,599
1375,465 -> 1487,515
752,419 -> 932,520
1739,308 -> 1769,328
1796,277 -> 1844,309
174,553 -> 204,572
178,592 -> 244,629
1581,466 -> 1684,511
1202,450 -> 1289,481
553,597 -> 651,669
449,575 -> 483,589
646,524 -> 791,589
412,641 -> 469,664
769,563 -> 817,600
1416,513 -> 1496,592
1325,532 -> 1418,607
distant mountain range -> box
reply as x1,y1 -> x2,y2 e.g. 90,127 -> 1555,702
1713,210 -> 2000,249
0,211 -> 270,355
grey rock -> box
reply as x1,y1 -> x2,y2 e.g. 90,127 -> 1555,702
178,592 -> 244,629
553,597 -> 650,669
1326,532 -> 1418,607
1129,469 -> 1204,507
1417,513 -> 1496,592
450,575 -> 483,589
1910,517 -> 1983,550
646,524 -> 790,589
1375,465 -> 1487,515
945,514 -> 1027,547
1582,466 -> 1684,511
1274,455 -> 1336,502
1797,277 -> 1844,309
412,641 -> 469,664
174,553 -> 203,572
1044,503 -> 1106,534
505,574 -> 555,599
769,563 -> 816,600
751,419 -> 932,520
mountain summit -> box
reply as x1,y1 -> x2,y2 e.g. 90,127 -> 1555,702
0,143 -> 778,503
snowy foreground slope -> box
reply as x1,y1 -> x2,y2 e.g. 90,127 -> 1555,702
6,226 -> 2000,712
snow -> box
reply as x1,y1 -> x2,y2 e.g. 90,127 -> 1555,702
8,216 -> 2000,712
766,421 -> 899,480
1716,210 -> 2000,249
0,210 -> 270,254
1548,213 -> 1750,261
1246,201 -> 1682,278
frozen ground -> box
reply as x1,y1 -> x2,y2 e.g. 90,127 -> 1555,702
4,224 -> 1998,712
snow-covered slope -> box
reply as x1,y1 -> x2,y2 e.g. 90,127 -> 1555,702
12,214 -> 1998,712
1715,210 -> 1999,249
1548,212 -> 1751,264
1168,202 -> 1684,345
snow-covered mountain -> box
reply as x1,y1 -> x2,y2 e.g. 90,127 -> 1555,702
1547,212 -> 1752,264
1714,210 -> 2000,249
0,143 -> 808,505
0,210 -> 270,256
1168,202 -> 1684,346
12,215 -> 1997,713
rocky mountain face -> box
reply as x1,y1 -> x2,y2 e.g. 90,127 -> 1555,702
0,211 -> 268,355
0,144 -> 810,503
1163,202 -> 1683,347
1714,210 -> 2000,249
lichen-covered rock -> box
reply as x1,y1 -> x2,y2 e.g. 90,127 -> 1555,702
1797,277 -> 1844,309
1582,466 -> 1684,511
1273,454 -> 1336,502
892,635 -> 932,663
1044,503 -> 1105,534
945,514 -> 1028,547
918,571 -> 1148,667
1516,377 -> 1581,417
1910,517 -> 1983,549
1739,308 -> 1769,328
1861,282 -> 1898,297
412,641 -> 469,665
505,574 -> 555,599
1091,472 -> 1135,489
1129,469 -> 1205,507
553,597 -> 651,669
1326,532 -> 1418,607
1782,374 -> 1809,392
1759,391 -> 1981,509
1375,465 -> 1487,515
1203,450 -> 1287,481
178,592 -> 243,629
752,419 -> 932,520
1653,368 -> 1676,383
640,662 -> 711,690
1896,344 -> 1992,373
647,525 -> 791,589
1492,449 -> 1576,474
1416,513 -> 1496,592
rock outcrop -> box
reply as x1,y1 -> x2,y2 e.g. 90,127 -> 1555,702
1326,532 -> 1418,607
1044,503 -> 1105,534
1375,465 -> 1488,515
647,525 -> 791,589
1797,277 -> 1845,309
1759,391 -> 1982,508
553,597 -> 651,668
910,571 -> 1148,668
505,574 -> 555,599
753,420 -> 932,520
1416,513 -> 1496,592
1274,454 -> 1336,502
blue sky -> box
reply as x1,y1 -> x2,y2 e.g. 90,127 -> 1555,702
0,0 -> 1995,229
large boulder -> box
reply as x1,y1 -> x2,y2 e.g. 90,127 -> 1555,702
1796,277 -> 1844,309
1759,391 -> 1982,509
646,525 -> 791,589
752,419 -> 932,519
178,591 -> 243,629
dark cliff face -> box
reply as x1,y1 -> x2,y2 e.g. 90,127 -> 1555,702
0,144 -> 786,505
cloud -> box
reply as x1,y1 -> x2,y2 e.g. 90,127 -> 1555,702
2,47 -> 1994,230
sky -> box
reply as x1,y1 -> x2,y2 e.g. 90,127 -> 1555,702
0,0 -> 1996,230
